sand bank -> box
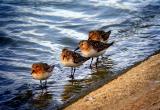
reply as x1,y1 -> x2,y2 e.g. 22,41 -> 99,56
65,53 -> 160,110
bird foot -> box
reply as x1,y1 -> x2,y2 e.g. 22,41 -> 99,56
69,75 -> 74,79
90,65 -> 92,69
39,84 -> 47,89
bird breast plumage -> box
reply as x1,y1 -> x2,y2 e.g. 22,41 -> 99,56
32,72 -> 52,80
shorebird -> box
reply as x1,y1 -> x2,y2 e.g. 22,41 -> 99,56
88,30 -> 111,43
74,40 -> 114,67
60,48 -> 90,79
31,63 -> 54,87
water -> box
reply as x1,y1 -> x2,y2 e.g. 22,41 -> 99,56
0,0 -> 160,109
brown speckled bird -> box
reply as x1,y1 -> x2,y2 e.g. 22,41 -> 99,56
31,63 -> 54,87
60,48 -> 90,79
75,40 -> 114,67
88,30 -> 111,43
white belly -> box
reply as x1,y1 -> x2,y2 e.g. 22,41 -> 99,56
32,72 -> 52,80
61,59 -> 81,67
82,49 -> 106,57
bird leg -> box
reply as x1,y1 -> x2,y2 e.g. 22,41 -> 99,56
72,67 -> 76,79
44,80 -> 47,87
40,80 -> 43,88
96,57 -> 99,68
101,55 -> 104,59
70,67 -> 73,78
90,57 -> 93,68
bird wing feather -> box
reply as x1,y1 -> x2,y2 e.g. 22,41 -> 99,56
89,40 -> 114,52
72,52 -> 89,64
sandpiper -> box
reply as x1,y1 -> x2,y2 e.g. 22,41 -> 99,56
75,40 -> 114,67
60,48 -> 90,79
31,63 -> 54,87
88,30 -> 111,43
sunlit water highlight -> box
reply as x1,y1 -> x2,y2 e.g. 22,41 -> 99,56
0,0 -> 160,109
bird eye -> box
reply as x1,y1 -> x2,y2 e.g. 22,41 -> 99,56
82,42 -> 85,45
36,66 -> 39,68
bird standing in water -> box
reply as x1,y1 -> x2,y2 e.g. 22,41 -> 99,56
31,63 -> 54,87
75,40 -> 114,68
88,30 -> 111,43
60,48 -> 90,79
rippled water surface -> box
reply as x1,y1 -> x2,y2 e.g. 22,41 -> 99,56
0,0 -> 160,109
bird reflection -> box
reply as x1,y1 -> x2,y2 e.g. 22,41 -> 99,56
30,89 -> 52,109
90,56 -> 113,71
61,79 -> 84,101
61,57 -> 113,102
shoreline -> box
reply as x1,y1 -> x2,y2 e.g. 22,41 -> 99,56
64,52 -> 160,110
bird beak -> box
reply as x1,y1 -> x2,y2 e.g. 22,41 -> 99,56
74,47 -> 79,51
108,30 -> 111,35
31,70 -> 34,74
52,65 -> 55,69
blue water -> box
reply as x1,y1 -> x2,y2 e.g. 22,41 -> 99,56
0,0 -> 160,109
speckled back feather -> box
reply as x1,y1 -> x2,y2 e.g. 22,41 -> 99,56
88,40 -> 114,52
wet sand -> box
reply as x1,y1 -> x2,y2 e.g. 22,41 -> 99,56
64,53 -> 160,110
